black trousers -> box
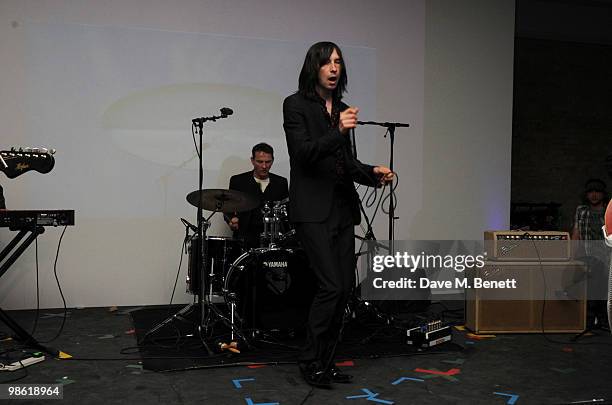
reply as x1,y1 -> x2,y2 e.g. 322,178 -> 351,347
295,190 -> 355,368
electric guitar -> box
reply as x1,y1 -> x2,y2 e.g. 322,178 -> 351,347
0,148 -> 56,179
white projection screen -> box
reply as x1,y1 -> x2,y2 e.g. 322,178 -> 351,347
1,21 -> 386,309
22,23 -> 377,219
1,0 -> 514,309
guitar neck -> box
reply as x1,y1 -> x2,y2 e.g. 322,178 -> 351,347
0,149 -> 56,179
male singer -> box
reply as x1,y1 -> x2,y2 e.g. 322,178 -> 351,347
283,41 -> 394,387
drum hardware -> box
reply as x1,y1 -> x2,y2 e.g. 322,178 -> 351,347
260,198 -> 294,248
185,191 -> 254,347
141,216 -> 217,349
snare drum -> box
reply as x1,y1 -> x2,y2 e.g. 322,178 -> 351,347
224,247 -> 315,330
187,236 -> 243,296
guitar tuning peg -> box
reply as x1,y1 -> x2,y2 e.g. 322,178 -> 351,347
49,149 -> 56,155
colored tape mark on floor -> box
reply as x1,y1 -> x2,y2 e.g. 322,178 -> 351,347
414,368 -> 460,376
493,392 -> 519,404
346,388 -> 394,404
232,378 -> 255,389
244,398 -> 279,405
420,373 -> 460,382
58,351 -> 72,359
336,360 -> 355,367
391,377 -> 425,385
247,364 -> 267,369
466,333 -> 496,340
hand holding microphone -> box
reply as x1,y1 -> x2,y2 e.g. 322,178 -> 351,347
339,107 -> 359,135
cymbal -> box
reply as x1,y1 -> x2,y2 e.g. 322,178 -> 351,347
186,189 -> 259,213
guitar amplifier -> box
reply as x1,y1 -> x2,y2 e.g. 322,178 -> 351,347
465,261 -> 586,333
484,230 -> 570,261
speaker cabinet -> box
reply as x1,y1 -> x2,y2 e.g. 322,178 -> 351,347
465,261 -> 586,333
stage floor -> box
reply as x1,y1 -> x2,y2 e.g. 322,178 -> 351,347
1,305 -> 611,404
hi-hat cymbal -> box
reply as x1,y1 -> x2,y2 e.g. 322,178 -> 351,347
186,189 -> 259,213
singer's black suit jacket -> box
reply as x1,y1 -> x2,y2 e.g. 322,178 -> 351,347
228,171 -> 288,245
283,92 -> 379,224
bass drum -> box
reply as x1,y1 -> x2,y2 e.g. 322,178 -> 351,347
224,247 -> 316,331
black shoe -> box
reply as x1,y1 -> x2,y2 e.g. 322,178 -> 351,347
299,364 -> 333,388
329,366 -> 353,383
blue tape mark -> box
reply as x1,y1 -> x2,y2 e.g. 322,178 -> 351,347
346,388 -> 394,404
493,392 -> 519,405
232,378 -> 255,389
244,398 -> 280,405
391,377 -> 425,385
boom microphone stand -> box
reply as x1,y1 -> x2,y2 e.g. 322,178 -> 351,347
357,120 -> 409,243
352,120 -> 409,339
141,108 -> 232,353
192,109 -> 233,339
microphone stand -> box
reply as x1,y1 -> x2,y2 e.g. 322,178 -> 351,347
192,112 -> 230,338
357,120 -> 409,244
141,112 -> 231,352
345,120 -> 410,346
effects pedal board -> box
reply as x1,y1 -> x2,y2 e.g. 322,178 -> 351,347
406,320 -> 452,348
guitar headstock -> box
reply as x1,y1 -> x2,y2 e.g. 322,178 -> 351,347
0,147 -> 56,179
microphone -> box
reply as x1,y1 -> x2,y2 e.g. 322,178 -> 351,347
220,107 -> 233,117
349,128 -> 357,159
383,122 -> 409,128
357,120 -> 410,128
180,218 -> 198,233
192,107 -> 234,123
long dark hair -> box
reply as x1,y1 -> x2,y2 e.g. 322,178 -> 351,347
298,41 -> 347,100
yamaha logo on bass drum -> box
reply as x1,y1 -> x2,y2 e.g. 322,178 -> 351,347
263,261 -> 288,268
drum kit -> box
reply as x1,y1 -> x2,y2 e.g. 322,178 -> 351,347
144,187 -> 315,350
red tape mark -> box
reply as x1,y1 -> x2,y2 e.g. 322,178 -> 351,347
335,360 -> 355,367
414,368 -> 461,376
247,364 -> 267,369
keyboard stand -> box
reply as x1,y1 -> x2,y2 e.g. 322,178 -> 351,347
0,225 -> 60,357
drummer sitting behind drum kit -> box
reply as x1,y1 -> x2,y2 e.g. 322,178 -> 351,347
225,143 -> 289,249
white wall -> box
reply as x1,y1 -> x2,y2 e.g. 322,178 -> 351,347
0,0 -> 513,309
417,0 -> 515,239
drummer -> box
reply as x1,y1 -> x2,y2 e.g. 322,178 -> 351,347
226,143 -> 289,249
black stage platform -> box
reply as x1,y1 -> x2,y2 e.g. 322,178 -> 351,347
1,305 -> 612,404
